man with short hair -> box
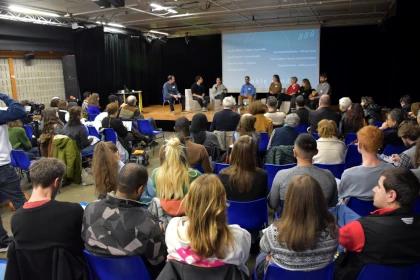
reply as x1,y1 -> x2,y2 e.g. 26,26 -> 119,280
335,168 -> 420,280
108,94 -> 119,104
264,96 -> 286,127
191,75 -> 210,112
309,95 -> 341,134
163,75 -> 186,114
82,163 -> 167,278
50,98 -> 59,110
294,95 -> 309,125
81,91 -> 91,117
391,121 -> 420,168
338,97 -> 352,136
400,94 -> 412,115
269,133 -> 338,208
6,158 -> 88,279
338,126 -> 394,201
238,76 -> 256,107
209,96 -> 240,132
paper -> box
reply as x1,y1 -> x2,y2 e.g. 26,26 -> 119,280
122,121 -> 132,132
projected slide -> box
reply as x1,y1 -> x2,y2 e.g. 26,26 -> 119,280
222,28 -> 319,92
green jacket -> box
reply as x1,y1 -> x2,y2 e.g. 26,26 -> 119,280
8,127 -> 32,150
53,135 -> 82,184
264,145 -> 296,165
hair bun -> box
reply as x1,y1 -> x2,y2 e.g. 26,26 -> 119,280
166,137 -> 180,147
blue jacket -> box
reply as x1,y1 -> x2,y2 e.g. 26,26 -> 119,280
0,93 -> 27,125
240,83 -> 256,96
163,82 -> 180,99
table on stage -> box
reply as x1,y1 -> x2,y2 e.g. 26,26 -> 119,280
116,90 -> 143,112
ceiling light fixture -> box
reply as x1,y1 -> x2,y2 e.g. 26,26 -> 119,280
149,30 -> 169,36
108,22 -> 125,28
9,5 -> 60,18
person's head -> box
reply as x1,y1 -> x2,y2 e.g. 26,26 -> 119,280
190,113 -> 208,145
415,138 -> 420,168
276,174 -> 337,251
126,95 -> 137,106
245,76 -> 250,84
319,72 -> 327,83
273,74 -> 280,83
29,158 -> 66,198
195,75 -> 203,84
108,94 -> 118,104
222,96 -> 236,109
266,96 -> 278,110
117,163 -> 148,200
398,121 -> 420,147
339,97 -> 352,112
106,102 -> 118,117
167,75 -> 175,83
284,113 -> 300,128
400,95 -> 412,107
221,135 -> 257,193
184,174 -> 234,259
317,119 -> 338,138
319,95 -> 331,107
295,95 -> 305,108
58,100 -> 68,110
50,98 -> 59,108
361,96 -> 374,107
290,76 -> 297,84
373,168 -> 420,209
386,109 -> 404,128
249,100 -> 266,115
411,102 -> 420,117
89,93 -> 100,107
293,134 -> 317,162
42,107 -> 62,133
68,106 -> 82,126
343,103 -> 365,131
83,91 -> 91,101
174,117 -> 190,137
236,114 -> 256,136
216,77 -> 222,84
7,120 -> 23,129
357,125 -> 383,154
301,78 -> 311,89
92,142 -> 120,196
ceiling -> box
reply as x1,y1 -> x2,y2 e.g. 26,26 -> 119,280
0,0 -> 396,37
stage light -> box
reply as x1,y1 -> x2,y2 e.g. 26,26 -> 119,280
149,30 -> 169,36
168,9 -> 178,14
108,22 -> 125,28
150,3 -> 165,10
9,5 -> 60,17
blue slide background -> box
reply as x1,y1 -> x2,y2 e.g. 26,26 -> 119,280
222,28 -> 319,92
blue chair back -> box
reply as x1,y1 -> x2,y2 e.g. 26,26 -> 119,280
11,150 -> 32,171
413,196 -> 420,214
0,259 -> 7,280
295,125 -> 309,133
103,128 -> 117,144
215,163 -> 230,174
87,126 -> 100,138
83,250 -> 151,280
374,122 -> 383,128
226,198 -> 268,231
344,133 -> 357,146
264,163 -> 297,191
314,163 -> 346,179
356,263 -> 420,280
23,124 -> 33,139
312,133 -> 320,140
194,164 -> 204,173
10,151 -> 17,167
259,132 -> 269,152
264,262 -> 334,280
345,144 -> 362,168
382,145 -> 409,156
137,119 -> 154,135
88,113 -> 98,122
346,197 -> 376,217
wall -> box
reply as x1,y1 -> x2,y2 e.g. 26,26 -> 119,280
0,59 -> 12,106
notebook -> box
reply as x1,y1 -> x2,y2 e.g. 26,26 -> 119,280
122,121 -> 132,132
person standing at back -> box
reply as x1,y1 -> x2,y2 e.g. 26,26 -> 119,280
163,75 -> 186,114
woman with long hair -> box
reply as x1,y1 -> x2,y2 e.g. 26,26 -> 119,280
92,142 -> 120,199
233,114 -> 259,143
190,113 -> 219,148
256,174 -> 338,278
39,108 -> 64,157
165,174 -> 251,274
267,74 -> 282,109
299,78 -> 313,106
249,100 -> 273,137
63,106 -> 95,154
341,103 -> 366,137
361,96 -> 382,125
313,119 -> 347,164
87,92 -> 101,116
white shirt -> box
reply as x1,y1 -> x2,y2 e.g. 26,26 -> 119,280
0,124 -> 12,166
313,137 -> 347,164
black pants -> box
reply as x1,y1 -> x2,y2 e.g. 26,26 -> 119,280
277,93 -> 293,109
124,128 -> 147,142
193,96 -> 210,108
266,93 -> 281,109
214,92 -> 226,101
169,96 -> 185,112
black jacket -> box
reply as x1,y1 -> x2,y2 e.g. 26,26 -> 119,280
363,103 -> 382,125
295,108 -> 310,125
309,107 -> 341,134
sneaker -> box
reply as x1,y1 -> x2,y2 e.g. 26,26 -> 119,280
170,111 -> 175,115
0,240 -> 12,253
201,107 -> 206,111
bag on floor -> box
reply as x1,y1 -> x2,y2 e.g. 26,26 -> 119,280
81,167 -> 94,185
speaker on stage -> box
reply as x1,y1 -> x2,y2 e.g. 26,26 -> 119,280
62,55 -> 80,100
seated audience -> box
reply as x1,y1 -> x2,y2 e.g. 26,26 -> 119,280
118,95 -> 141,120
87,92 -> 101,117
391,121 -> 420,168
361,96 -> 382,125
294,95 -> 309,125
165,174 -> 251,274
210,96 -> 241,132
313,119 -> 347,164
39,108 -> 64,157
249,100 -> 273,136
82,163 -> 167,279
6,158 -> 88,280
264,96 -> 285,127
233,114 -> 259,144
160,117 -> 212,173
409,102 -> 420,120
152,135 -> 201,228
267,113 -> 299,150
341,103 -> 366,138
50,97 -> 59,110
338,126 -> 394,201
412,142 -> 420,180
379,109 -> 404,152
257,175 -> 338,278
218,135 -> 268,201
190,113 -> 220,148
339,97 -> 352,116
63,106 -> 95,154
81,91 -> 91,118
400,94 -> 412,115
309,95 -> 341,134
269,134 -> 338,208
57,99 -> 68,123
7,120 -> 39,160
335,168 -> 420,280
92,142 -> 120,199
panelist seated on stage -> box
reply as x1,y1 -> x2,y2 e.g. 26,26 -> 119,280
278,76 -> 300,112
191,75 -> 210,112
238,76 -> 256,107
211,77 -> 228,103
163,75 -> 186,114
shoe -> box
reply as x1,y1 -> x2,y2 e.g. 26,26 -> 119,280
144,136 -> 153,145
170,111 -> 175,115
201,107 -> 206,111
0,240 -> 12,253
203,108 -> 208,112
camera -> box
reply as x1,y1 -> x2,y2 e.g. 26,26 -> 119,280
24,101 -> 45,116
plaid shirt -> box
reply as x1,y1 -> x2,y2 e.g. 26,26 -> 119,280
397,152 -> 413,169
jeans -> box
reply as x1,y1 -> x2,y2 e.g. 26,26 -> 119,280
80,143 -> 96,155
24,146 -> 40,160
193,96 -> 210,108
169,95 -> 185,112
329,204 -> 360,253
214,92 -> 226,102
0,164 -> 27,244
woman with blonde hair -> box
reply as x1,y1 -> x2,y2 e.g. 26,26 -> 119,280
165,174 -> 251,274
233,114 -> 259,143
313,119 -> 347,164
249,100 -> 273,136
87,92 -> 101,116
256,174 -> 338,279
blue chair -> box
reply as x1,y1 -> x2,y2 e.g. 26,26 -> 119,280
413,196 -> 420,214
295,125 -> 309,133
374,122 -> 383,128
226,198 -> 268,231
314,163 -> 346,179
259,132 -> 269,152
11,150 -> 34,171
259,262 -> 334,280
87,126 -> 100,139
194,164 -> 204,173
215,163 -> 230,174
344,133 -> 357,146
264,163 -> 297,191
23,124 -> 33,139
312,133 -> 320,140
345,144 -> 362,168
356,263 -> 420,280
137,119 -> 164,140
346,197 -> 376,217
382,145 -> 409,156
0,259 -> 7,280
103,128 -> 117,144
10,151 -> 18,168
83,250 -> 151,280
87,113 -> 98,122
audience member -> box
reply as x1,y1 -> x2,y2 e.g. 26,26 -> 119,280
108,94 -> 119,104
92,142 -> 120,199
39,108 -> 65,157
266,74 -> 282,109
6,158 -> 88,279
412,140 -> 420,180
7,120 -> 39,160
391,121 -> 420,168
57,99 -> 68,123
294,95 -> 309,125
191,75 -> 210,112
339,97 -> 352,115
379,109 -> 404,152
249,100 -> 273,136
264,96 -> 285,127
163,75 -> 186,114
338,126 -> 394,201
238,76 -> 256,107
257,175 -> 338,278
341,103 -> 366,138
409,102 -> 420,119
267,113 -> 299,150
233,114 -> 259,144
269,134 -> 338,208
210,96 -> 240,132
118,95 -> 141,120
218,135 -> 268,201
400,94 -> 412,115
50,97 -> 59,110
190,113 -> 220,148
313,119 -> 347,164
279,76 -> 299,110
298,78 -> 313,105
87,92 -> 101,116
361,96 -> 382,125
335,168 -> 420,280
63,106 -> 95,154
309,95 -> 340,134
165,174 -> 251,274
81,91 -> 91,118
211,77 -> 228,103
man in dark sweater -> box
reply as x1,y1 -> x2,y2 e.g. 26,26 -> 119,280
309,95 -> 340,134
209,96 -> 241,132
294,95 -> 309,125
6,158 -> 88,280
191,75 -> 210,111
